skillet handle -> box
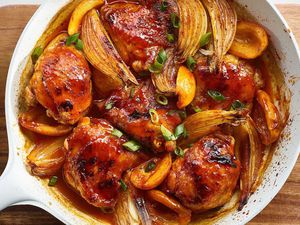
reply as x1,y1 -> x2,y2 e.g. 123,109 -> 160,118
0,159 -> 34,211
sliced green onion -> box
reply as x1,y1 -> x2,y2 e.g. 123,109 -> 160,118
231,100 -> 245,110
171,13 -> 180,29
112,129 -> 123,138
123,140 -> 141,152
155,94 -> 168,106
31,46 -> 43,63
135,97 -> 141,102
105,101 -> 114,110
119,179 -> 127,191
48,176 -> 58,186
207,90 -> 225,101
174,147 -> 185,157
167,110 -> 187,120
149,49 -> 167,74
160,125 -> 176,141
130,87 -> 135,98
145,161 -> 156,172
160,0 -> 168,12
174,123 -> 187,139
75,39 -> 83,51
192,106 -> 202,113
66,33 -> 80,46
167,33 -> 175,43
186,56 -> 196,71
200,32 -> 212,48
149,109 -> 159,124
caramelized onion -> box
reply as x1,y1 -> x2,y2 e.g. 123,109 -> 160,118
177,0 -> 208,60
19,107 -> 73,136
147,190 -> 192,225
81,9 -> 138,88
151,49 -> 178,95
181,110 -> 246,146
202,0 -> 237,69
27,137 -> 66,177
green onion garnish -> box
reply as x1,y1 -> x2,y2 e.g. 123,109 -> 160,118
31,46 -> 43,63
167,33 -> 175,43
160,125 -> 176,141
171,13 -> 180,29
193,106 -> 202,113
105,101 -> 114,110
149,49 -> 167,74
75,39 -> 83,51
130,87 -> 135,98
66,33 -> 80,46
145,161 -> 156,172
186,56 -> 196,71
207,90 -> 225,101
160,0 -> 168,11
200,32 -> 212,48
123,140 -> 141,152
231,100 -> 245,110
167,110 -> 187,120
174,123 -> 187,139
119,179 -> 127,191
149,109 -> 159,124
174,147 -> 185,157
112,129 -> 123,138
48,176 -> 58,186
155,94 -> 168,106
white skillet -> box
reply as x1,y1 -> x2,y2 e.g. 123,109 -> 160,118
0,0 -> 300,224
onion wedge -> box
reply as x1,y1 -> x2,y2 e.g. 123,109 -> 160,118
27,137 -> 66,177
81,9 -> 138,87
202,0 -> 237,69
68,0 -> 104,35
180,110 -> 246,146
177,0 -> 208,60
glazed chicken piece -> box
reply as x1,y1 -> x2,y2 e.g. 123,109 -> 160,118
63,117 -> 139,208
166,134 -> 240,212
192,54 -> 259,110
101,0 -> 177,72
27,33 -> 92,125
96,80 -> 182,152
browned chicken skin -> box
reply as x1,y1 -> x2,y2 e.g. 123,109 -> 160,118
28,33 -> 92,125
166,134 -> 240,212
101,1 -> 177,72
63,117 -> 139,208
96,79 -> 182,152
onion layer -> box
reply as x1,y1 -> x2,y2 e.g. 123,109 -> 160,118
202,0 -> 237,69
81,9 -> 138,88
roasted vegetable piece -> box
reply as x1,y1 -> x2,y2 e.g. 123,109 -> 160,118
234,116 -> 263,209
147,190 -> 192,225
27,137 -> 66,177
252,90 -> 282,145
130,153 -> 172,190
63,117 -> 139,208
181,110 -> 245,146
28,33 -> 92,125
96,80 -> 182,152
202,0 -> 237,69
193,54 -> 256,110
176,66 -> 196,109
101,1 -> 176,72
68,0 -> 104,35
229,21 -> 269,59
177,0 -> 207,60
19,107 -> 73,136
82,9 -> 138,88
167,134 -> 240,212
